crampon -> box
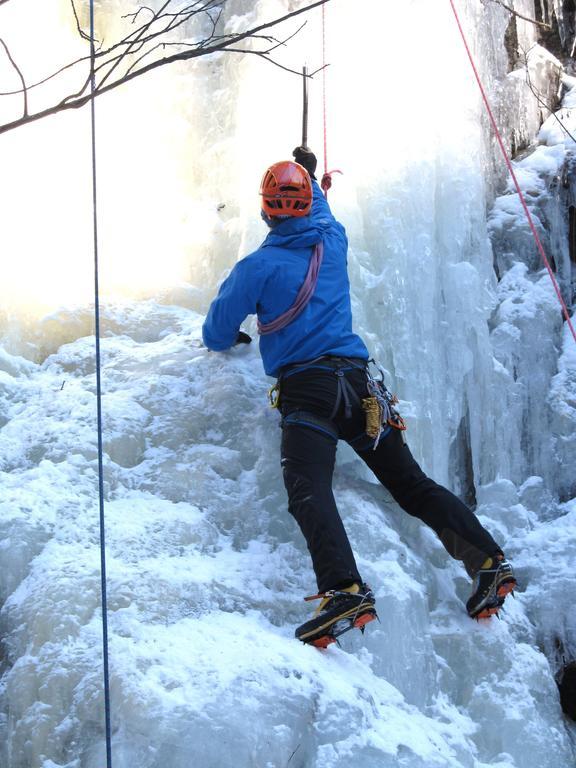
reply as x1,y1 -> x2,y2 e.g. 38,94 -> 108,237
310,611 -> 378,649
295,583 -> 378,649
466,556 -> 517,620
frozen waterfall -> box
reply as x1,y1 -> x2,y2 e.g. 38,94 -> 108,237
0,1 -> 575,767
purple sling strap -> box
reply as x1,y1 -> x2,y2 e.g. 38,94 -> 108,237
257,241 -> 324,336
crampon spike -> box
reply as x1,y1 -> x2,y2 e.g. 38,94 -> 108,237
312,635 -> 336,650
354,612 -> 376,630
497,582 -> 515,598
476,606 -> 500,620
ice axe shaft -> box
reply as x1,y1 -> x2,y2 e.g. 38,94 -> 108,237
301,65 -> 309,149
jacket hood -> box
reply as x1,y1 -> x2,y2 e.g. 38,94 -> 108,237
262,214 -> 332,249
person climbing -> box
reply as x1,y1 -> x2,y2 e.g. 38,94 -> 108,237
202,147 -> 516,648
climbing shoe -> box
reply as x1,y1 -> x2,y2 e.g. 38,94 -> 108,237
295,583 -> 377,648
466,555 -> 517,619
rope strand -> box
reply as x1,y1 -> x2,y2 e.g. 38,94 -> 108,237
319,6 -> 342,197
449,0 -> 576,344
322,3 -> 327,172
89,1 -> 113,765
321,4 -> 329,197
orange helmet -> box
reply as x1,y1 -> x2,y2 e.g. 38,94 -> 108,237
260,161 -> 312,218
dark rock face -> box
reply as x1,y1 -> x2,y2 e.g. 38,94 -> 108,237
536,0 -> 576,62
558,661 -> 576,720
504,14 -> 520,72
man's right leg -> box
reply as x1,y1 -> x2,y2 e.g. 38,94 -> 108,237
354,429 -> 516,617
281,421 -> 362,593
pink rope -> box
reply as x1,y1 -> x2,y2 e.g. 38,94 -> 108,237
322,3 -> 328,182
320,5 -> 342,196
257,242 -> 324,335
449,0 -> 576,344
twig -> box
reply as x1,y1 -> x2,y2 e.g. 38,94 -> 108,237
287,744 -> 301,765
123,6 -> 156,24
97,1 -> 180,90
0,53 -> 90,97
70,0 -> 92,42
226,49 -> 328,78
521,46 -> 576,145
0,0 -> 331,135
487,0 -> 551,30
0,38 -> 28,116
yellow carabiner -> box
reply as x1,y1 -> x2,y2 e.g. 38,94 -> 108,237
268,382 -> 281,409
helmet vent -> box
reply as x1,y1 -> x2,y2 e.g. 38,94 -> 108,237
260,161 -> 312,218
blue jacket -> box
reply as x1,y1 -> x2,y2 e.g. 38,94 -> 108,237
202,180 -> 369,377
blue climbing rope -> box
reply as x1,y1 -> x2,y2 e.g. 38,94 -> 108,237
89,1 -> 113,765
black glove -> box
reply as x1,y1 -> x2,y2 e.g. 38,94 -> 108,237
235,331 -> 252,345
292,146 -> 317,179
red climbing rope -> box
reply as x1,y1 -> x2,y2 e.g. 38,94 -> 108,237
320,4 -> 342,196
321,3 -> 328,187
449,0 -> 576,344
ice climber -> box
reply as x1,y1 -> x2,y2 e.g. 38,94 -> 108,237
202,147 -> 517,647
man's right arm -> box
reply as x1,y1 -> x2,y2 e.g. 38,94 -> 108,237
202,257 -> 265,351
292,146 -> 337,224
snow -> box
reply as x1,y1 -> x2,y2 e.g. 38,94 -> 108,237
1,299 -> 574,767
1,0 -> 576,766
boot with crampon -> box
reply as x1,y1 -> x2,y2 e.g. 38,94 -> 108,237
295,583 -> 377,648
466,555 -> 516,619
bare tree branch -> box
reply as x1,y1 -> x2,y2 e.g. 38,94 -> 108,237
520,45 -> 576,145
96,0 -> 173,90
123,6 -> 157,25
70,0 -> 92,43
487,0 -> 551,30
0,0 -> 330,135
0,37 -> 28,116
226,48 -> 328,78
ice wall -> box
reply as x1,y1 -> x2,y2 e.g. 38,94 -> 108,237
1,1 -> 575,767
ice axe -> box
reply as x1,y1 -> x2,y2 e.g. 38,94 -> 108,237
295,65 -> 318,178
301,64 -> 309,150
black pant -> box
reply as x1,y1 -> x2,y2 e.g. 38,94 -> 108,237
280,363 -> 502,593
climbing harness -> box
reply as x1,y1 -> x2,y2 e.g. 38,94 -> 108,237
273,356 -> 405,450
449,0 -> 576,346
282,409 -> 340,443
89,2 -> 113,766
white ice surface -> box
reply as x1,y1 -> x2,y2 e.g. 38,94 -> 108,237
0,302 -> 574,767
1,0 -> 576,766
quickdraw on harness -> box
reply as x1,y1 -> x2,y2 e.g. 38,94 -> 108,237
363,359 -> 406,448
269,380 -> 281,409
